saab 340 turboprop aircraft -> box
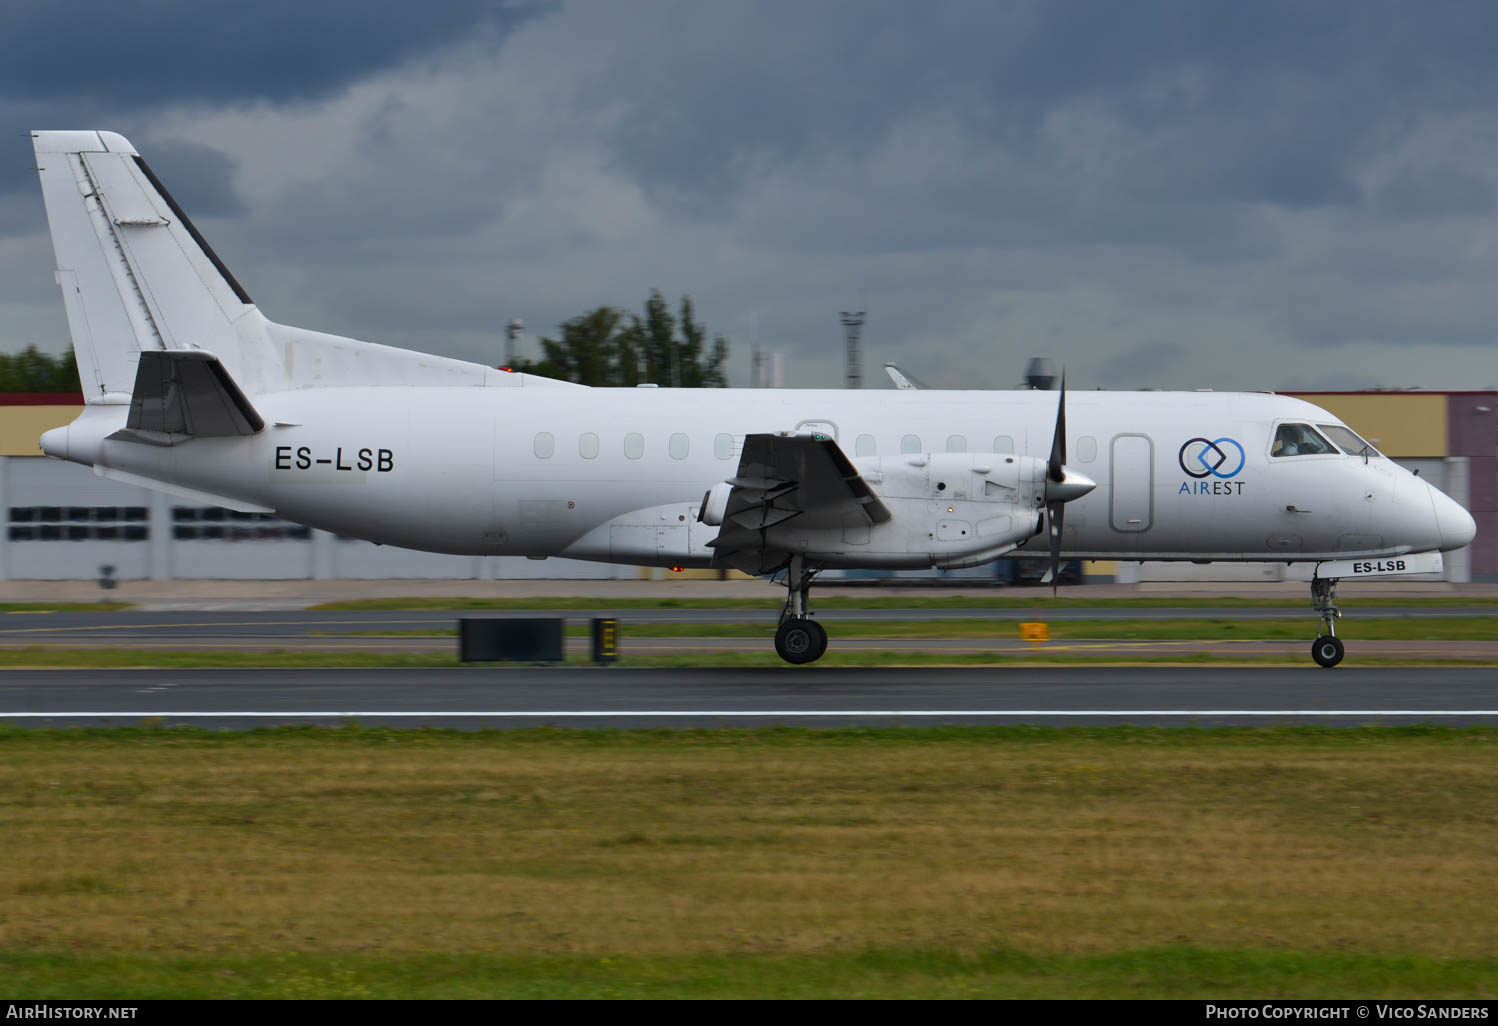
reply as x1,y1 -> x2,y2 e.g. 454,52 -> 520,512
30,131 -> 1477,666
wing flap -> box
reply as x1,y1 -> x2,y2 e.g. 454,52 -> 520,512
709,432 -> 890,572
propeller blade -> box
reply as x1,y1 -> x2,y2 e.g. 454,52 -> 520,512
1044,371 -> 1078,596
1048,371 -> 1067,484
1049,503 -> 1064,597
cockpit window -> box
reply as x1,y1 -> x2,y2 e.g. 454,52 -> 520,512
1272,423 -> 1337,457
1316,424 -> 1381,458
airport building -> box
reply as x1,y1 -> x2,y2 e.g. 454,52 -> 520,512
1,389 -> 1492,583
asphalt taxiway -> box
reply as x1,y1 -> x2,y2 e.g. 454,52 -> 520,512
3,666 -> 1495,729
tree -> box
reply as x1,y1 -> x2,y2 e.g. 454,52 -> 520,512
528,307 -> 628,386
0,346 -> 81,393
519,291 -> 729,387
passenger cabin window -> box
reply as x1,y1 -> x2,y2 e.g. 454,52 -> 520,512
714,433 -> 734,460
1272,423 -> 1336,457
945,435 -> 967,453
993,435 -> 1014,454
1316,424 -> 1381,458
579,432 -> 599,459
855,434 -> 876,457
669,433 -> 690,460
1077,435 -> 1097,463
900,434 -> 922,454
624,432 -> 644,460
533,432 -> 555,459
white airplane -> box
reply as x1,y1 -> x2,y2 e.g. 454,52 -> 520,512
30,131 -> 1477,667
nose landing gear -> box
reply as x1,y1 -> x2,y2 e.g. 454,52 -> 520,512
774,555 -> 828,664
1310,576 -> 1344,668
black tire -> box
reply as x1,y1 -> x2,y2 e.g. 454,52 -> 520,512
775,618 -> 826,664
807,618 -> 828,660
1311,635 -> 1345,668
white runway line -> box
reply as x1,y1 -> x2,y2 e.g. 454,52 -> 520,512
3,710 -> 1498,718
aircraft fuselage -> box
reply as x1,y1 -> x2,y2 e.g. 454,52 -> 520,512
46,384 -> 1467,568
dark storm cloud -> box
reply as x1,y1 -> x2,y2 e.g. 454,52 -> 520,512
7,0 -> 1498,389
1371,166 -> 1496,218
138,139 -> 246,218
0,2 -> 552,106
0,1 -> 551,206
1098,340 -> 1187,387
594,0 -> 1498,218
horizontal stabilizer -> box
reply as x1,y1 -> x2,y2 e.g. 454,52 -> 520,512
109,351 -> 264,446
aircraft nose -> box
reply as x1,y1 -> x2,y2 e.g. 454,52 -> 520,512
1428,482 -> 1476,551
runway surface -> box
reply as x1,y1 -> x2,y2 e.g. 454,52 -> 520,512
2,666 -> 1495,728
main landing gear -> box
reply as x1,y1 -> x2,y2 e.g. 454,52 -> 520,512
774,556 -> 828,664
1310,576 -> 1345,668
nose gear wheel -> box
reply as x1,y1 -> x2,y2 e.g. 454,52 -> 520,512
1310,575 -> 1345,668
1312,635 -> 1345,668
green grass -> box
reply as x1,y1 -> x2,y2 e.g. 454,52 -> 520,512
2,725 -> 1496,998
3,945 -> 1495,999
318,616 -> 1498,641
309,594 -> 1498,612
5,720 -> 1493,747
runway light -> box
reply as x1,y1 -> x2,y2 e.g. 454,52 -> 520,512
669,565 -> 685,573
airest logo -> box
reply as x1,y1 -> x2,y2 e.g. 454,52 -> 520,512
1178,437 -> 1245,479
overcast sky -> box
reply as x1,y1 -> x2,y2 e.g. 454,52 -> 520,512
4,0 -> 1498,391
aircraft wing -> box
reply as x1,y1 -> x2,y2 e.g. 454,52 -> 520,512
708,432 -> 890,574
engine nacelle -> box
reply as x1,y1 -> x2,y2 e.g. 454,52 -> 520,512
746,451 -> 1050,570
698,481 -> 733,527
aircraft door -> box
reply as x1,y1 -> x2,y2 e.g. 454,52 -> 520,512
1110,434 -> 1154,532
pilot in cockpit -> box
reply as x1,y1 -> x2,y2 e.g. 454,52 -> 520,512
1272,423 -> 1334,457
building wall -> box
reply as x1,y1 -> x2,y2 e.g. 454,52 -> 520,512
0,403 -> 84,457
1290,393 -> 1448,458
0,454 -> 631,581
1447,394 -> 1498,578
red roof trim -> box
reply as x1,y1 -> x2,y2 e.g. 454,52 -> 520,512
0,393 -> 85,406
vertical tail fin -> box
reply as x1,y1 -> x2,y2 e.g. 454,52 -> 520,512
34,131 -> 579,397
32,131 -> 258,402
